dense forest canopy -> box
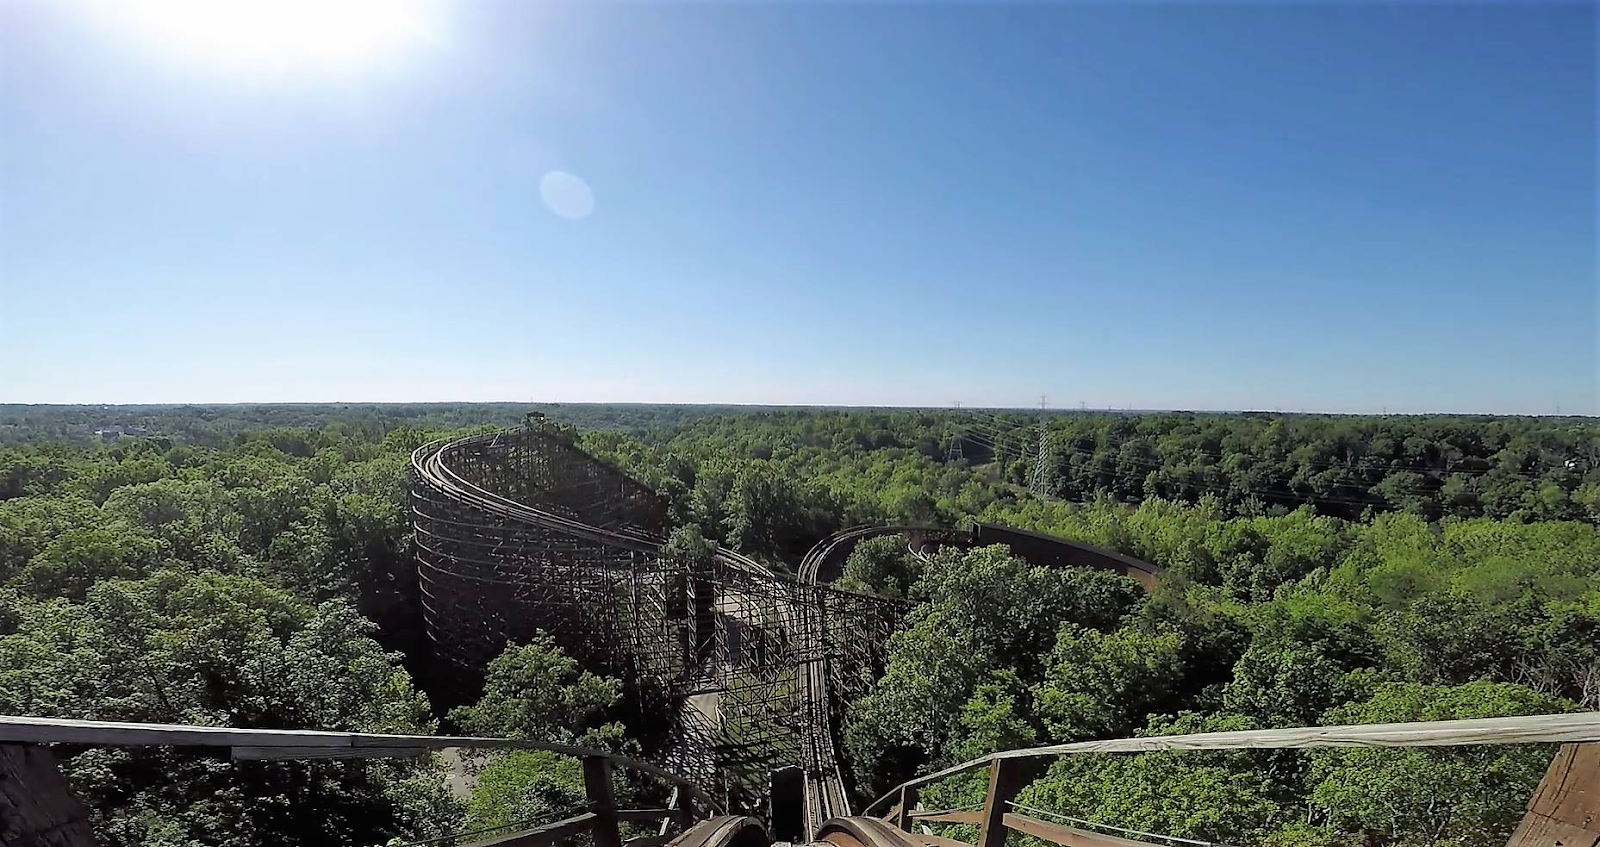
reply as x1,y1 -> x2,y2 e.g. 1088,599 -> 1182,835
1022,412 -> 1600,523
2,404 -> 1596,846
0,402 -> 772,447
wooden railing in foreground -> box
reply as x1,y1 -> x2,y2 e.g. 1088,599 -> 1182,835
0,715 -> 718,847
866,712 -> 1600,847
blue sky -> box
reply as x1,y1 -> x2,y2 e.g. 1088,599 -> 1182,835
1,1 -> 1594,413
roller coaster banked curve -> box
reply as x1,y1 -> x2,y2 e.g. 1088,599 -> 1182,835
408,422 -> 1163,845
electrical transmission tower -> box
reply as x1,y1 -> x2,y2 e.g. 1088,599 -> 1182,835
1031,422 -> 1051,497
947,402 -> 965,462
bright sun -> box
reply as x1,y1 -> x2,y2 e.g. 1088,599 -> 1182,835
101,0 -> 436,72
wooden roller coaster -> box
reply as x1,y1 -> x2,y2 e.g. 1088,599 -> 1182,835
6,419 -> 1597,847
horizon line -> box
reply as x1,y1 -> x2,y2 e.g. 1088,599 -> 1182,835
0,400 -> 1590,419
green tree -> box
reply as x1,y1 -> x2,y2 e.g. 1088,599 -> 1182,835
448,637 -> 634,840
845,546 -> 1142,795
1032,624 -> 1185,741
448,633 -> 623,745
837,534 -> 920,599
1018,713 -> 1293,844
463,750 -> 589,834
1308,681 -> 1573,846
0,568 -> 461,847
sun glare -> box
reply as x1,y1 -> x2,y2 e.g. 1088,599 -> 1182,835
99,0 -> 435,73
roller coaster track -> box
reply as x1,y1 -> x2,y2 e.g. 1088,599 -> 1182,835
411,425 -> 1161,843
795,526 -> 964,841
412,431 -> 768,573
794,526 -> 950,838
793,521 -> 1166,842
411,424 -> 900,838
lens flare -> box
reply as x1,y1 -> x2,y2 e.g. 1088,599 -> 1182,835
540,171 -> 596,221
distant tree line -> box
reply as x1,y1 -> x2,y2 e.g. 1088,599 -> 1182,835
951,411 -> 1600,523
0,402 -> 767,448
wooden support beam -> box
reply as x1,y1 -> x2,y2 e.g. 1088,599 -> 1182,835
1505,742 -> 1600,846
976,759 -> 1025,847
1001,813 -> 1161,847
0,744 -> 99,847
584,756 -> 623,847
910,811 -> 985,825
897,785 -> 919,832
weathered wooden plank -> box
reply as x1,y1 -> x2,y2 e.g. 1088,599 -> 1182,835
584,756 -> 623,847
0,717 -> 353,748
1504,742 -> 1600,847
897,786 -> 919,832
0,716 -> 722,810
0,744 -> 99,847
976,759 -> 1024,847
459,813 -> 596,847
231,745 -> 428,760
865,711 -> 1600,815
1001,813 -> 1162,847
910,811 -> 984,825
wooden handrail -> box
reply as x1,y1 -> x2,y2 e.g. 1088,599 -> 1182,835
0,714 -> 721,812
864,710 -> 1600,815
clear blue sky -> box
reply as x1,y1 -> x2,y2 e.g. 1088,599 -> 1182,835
1,1 -> 1594,413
